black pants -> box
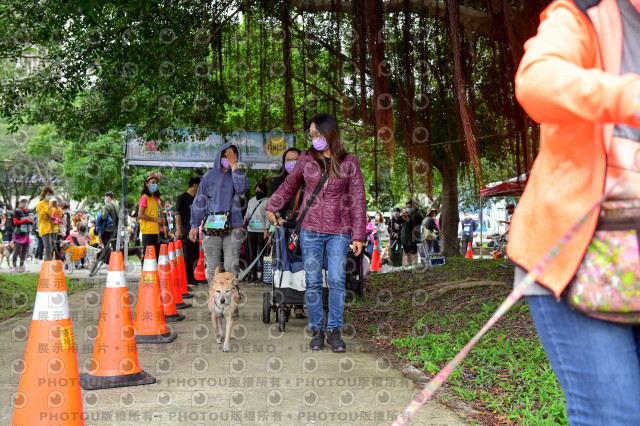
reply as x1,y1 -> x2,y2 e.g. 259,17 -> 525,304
182,236 -> 199,283
35,233 -> 43,259
101,230 -> 116,264
13,242 -> 29,266
141,234 -> 160,263
460,235 -> 473,254
246,231 -> 266,278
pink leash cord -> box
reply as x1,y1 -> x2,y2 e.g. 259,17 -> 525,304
392,170 -> 631,425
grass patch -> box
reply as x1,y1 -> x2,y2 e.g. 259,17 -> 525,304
0,273 -> 93,321
352,257 -> 568,425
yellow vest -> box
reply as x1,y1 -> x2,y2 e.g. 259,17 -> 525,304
140,195 -> 160,235
89,227 -> 100,245
36,200 -> 53,235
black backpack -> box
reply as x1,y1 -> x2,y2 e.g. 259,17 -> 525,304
4,210 -> 15,233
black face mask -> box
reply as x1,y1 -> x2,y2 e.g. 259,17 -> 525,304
256,191 -> 265,200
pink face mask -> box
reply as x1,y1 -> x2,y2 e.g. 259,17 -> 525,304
312,138 -> 329,151
285,161 -> 296,173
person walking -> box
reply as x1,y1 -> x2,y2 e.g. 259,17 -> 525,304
365,215 -> 376,258
508,1 -> 640,423
266,113 -> 367,352
388,208 -> 404,266
189,143 -> 249,279
36,187 -> 57,260
373,212 -> 388,246
0,202 -> 6,244
421,208 -> 440,254
243,182 -> 269,282
102,191 -> 119,263
175,176 -> 201,285
12,196 -> 34,272
138,172 -> 164,260
460,211 -> 477,255
401,199 -> 423,266
271,147 -> 306,318
33,213 -> 43,261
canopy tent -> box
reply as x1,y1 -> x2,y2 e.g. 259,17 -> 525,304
477,173 -> 528,258
480,173 -> 528,198
114,127 -> 295,264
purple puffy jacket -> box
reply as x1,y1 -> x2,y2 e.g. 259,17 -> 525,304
266,150 -> 367,242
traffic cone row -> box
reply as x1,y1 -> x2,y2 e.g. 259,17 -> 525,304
158,245 -> 185,322
80,252 -> 156,389
175,240 -> 193,299
11,241 -> 207,423
133,246 -> 177,344
169,242 -> 191,309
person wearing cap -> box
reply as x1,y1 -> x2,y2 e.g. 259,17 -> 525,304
12,196 -> 34,272
138,172 -> 165,260
189,143 -> 249,278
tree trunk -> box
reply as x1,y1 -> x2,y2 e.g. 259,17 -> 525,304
437,156 -> 460,257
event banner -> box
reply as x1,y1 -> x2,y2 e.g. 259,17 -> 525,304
126,128 -> 294,170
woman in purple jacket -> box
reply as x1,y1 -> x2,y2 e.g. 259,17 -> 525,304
267,113 -> 367,352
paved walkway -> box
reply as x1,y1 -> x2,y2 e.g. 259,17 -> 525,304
1,261 -> 466,425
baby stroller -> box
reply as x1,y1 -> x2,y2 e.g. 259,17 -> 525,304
262,226 -> 370,331
262,225 -> 329,332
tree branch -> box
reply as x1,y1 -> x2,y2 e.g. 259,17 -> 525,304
290,0 -> 500,40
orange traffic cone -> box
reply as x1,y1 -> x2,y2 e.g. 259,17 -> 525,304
465,242 -> 474,259
132,246 -> 177,343
194,240 -> 206,282
158,245 -> 185,322
169,242 -> 191,309
80,252 -> 156,389
12,260 -> 84,425
371,241 -> 381,272
175,240 -> 193,299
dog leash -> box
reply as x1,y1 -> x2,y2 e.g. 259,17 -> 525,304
237,229 -> 275,281
393,168 -> 634,425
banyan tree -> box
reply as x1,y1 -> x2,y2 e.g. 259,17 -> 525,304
0,0 -> 551,256
278,0 -> 550,256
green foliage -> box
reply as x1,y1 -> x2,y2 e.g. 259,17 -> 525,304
393,300 -> 568,425
0,273 -> 92,320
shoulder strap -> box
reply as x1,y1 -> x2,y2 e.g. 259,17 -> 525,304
292,187 -> 303,217
294,174 -> 328,233
247,198 -> 266,222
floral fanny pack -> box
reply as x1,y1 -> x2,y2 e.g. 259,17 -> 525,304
566,200 -> 640,324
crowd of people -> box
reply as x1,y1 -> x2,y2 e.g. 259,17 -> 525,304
0,188 -> 120,272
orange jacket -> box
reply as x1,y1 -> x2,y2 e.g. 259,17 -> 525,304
508,0 -> 640,297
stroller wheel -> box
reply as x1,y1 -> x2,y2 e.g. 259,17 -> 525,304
262,292 -> 271,324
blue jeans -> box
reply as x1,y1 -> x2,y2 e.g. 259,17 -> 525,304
527,296 -> 640,425
300,229 -> 351,331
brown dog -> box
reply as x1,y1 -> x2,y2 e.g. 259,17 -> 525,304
208,266 -> 242,352
0,242 -> 14,268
